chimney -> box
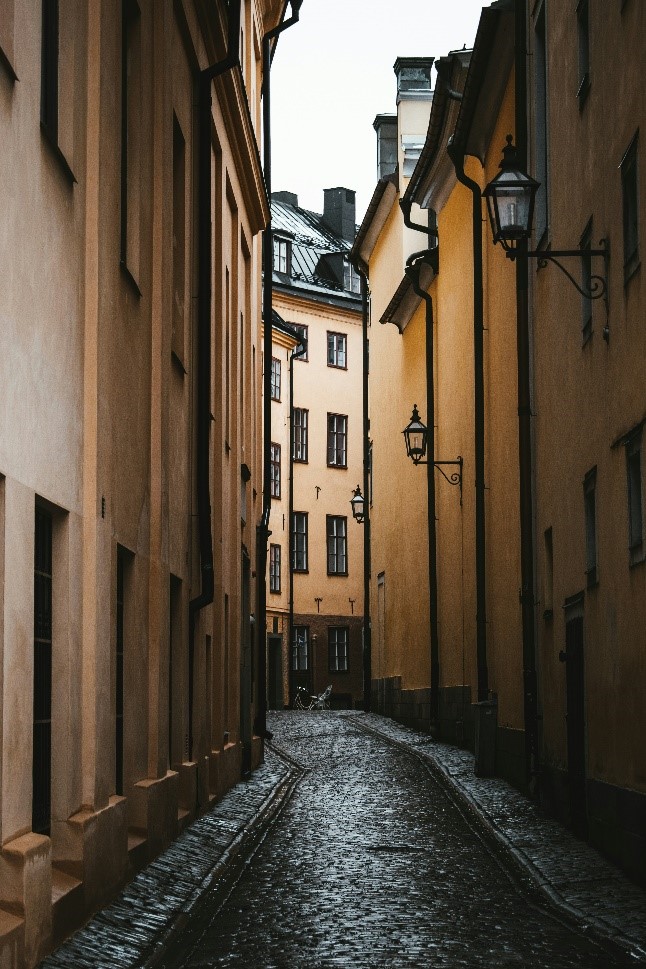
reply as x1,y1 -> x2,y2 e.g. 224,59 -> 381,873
272,190 -> 298,207
393,56 -> 434,103
322,187 -> 356,243
373,114 -> 398,180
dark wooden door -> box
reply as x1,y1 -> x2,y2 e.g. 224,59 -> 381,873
564,616 -> 587,837
267,636 -> 283,710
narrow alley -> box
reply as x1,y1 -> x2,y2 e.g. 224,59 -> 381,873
42,713 -> 646,969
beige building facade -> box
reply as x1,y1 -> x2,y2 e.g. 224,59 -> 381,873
0,1 -> 284,964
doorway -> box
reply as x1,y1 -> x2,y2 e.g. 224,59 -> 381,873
267,635 -> 283,710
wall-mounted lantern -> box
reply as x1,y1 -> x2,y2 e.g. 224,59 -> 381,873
350,484 -> 365,524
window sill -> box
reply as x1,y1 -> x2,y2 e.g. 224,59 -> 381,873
327,464 -> 348,470
292,568 -> 309,575
577,74 -> 590,108
327,572 -> 349,578
293,458 -> 309,465
624,254 -> 641,287
329,669 -> 349,675
120,260 -> 142,298
41,123 -> 76,186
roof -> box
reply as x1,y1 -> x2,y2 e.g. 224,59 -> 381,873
348,171 -> 399,272
270,198 -> 361,310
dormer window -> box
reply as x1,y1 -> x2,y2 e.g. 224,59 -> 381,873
344,258 -> 361,295
273,236 -> 291,274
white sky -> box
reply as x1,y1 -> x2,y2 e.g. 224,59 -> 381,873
271,0 -> 488,221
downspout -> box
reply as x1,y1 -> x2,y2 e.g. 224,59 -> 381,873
189,1 -> 242,760
515,0 -> 539,792
405,249 -> 441,732
447,140 -> 489,704
288,335 -> 307,705
257,0 -> 303,738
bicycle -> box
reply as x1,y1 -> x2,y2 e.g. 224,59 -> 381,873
293,684 -> 332,710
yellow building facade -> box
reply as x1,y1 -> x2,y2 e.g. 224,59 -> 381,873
0,1 -> 284,964
267,191 -> 365,709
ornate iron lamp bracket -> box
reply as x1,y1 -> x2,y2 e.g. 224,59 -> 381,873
415,456 -> 463,502
510,238 -> 609,307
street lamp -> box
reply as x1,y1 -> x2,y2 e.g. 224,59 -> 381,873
350,485 -> 365,524
403,405 -> 463,497
402,405 -> 428,465
484,135 -> 609,305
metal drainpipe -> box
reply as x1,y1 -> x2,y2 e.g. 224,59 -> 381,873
257,0 -> 303,738
405,252 -> 441,732
188,1 -> 242,761
514,0 -> 540,792
288,337 -> 306,706
447,142 -> 489,704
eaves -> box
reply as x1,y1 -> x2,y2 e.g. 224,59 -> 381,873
451,0 -> 515,162
272,281 -> 362,316
349,171 -> 399,272
380,252 -> 438,334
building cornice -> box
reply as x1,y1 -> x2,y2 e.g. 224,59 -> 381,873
273,289 -> 362,323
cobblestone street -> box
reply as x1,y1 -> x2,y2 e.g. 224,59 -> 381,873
42,712 -> 646,969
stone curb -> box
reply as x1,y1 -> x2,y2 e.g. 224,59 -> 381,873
349,712 -> 646,965
40,748 -> 300,969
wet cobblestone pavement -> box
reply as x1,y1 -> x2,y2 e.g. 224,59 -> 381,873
42,712 -> 646,968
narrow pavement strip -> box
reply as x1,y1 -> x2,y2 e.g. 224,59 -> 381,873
349,711 -> 646,963
39,751 -> 297,969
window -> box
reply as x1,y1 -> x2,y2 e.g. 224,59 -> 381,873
270,357 -> 281,401
270,443 -> 281,499
40,0 -> 75,181
292,512 -> 308,572
33,506 -> 53,835
273,236 -> 291,274
533,2 -> 548,242
0,2 -> 17,80
626,431 -> 643,563
576,0 -> 590,104
121,0 -> 142,287
329,626 -> 349,672
344,259 -> 361,295
327,515 -> 348,575
580,219 -> 593,343
172,115 -> 186,364
291,323 -> 308,361
327,331 -> 347,368
270,544 -> 281,594
621,133 -> 640,282
292,625 -> 308,671
327,414 -> 348,468
583,468 -> 598,587
543,527 -> 553,619
293,408 -> 308,463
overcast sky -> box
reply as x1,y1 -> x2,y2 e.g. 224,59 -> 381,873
271,1 -> 488,221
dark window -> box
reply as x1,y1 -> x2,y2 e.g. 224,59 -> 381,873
291,323 -> 308,361
273,237 -> 291,274
328,626 -> 349,672
327,414 -> 348,468
292,625 -> 308,671
172,115 -> 186,363
41,0 -> 59,139
33,506 -> 53,835
533,2 -> 548,242
327,515 -> 348,575
270,443 -> 281,499
293,408 -> 308,463
583,468 -> 598,587
292,512 -> 308,572
327,331 -> 347,368
580,220 -> 593,343
270,357 -> 281,401
627,432 -> 643,563
576,0 -> 590,104
270,544 -> 281,594
621,133 -> 640,282
121,0 -> 142,286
